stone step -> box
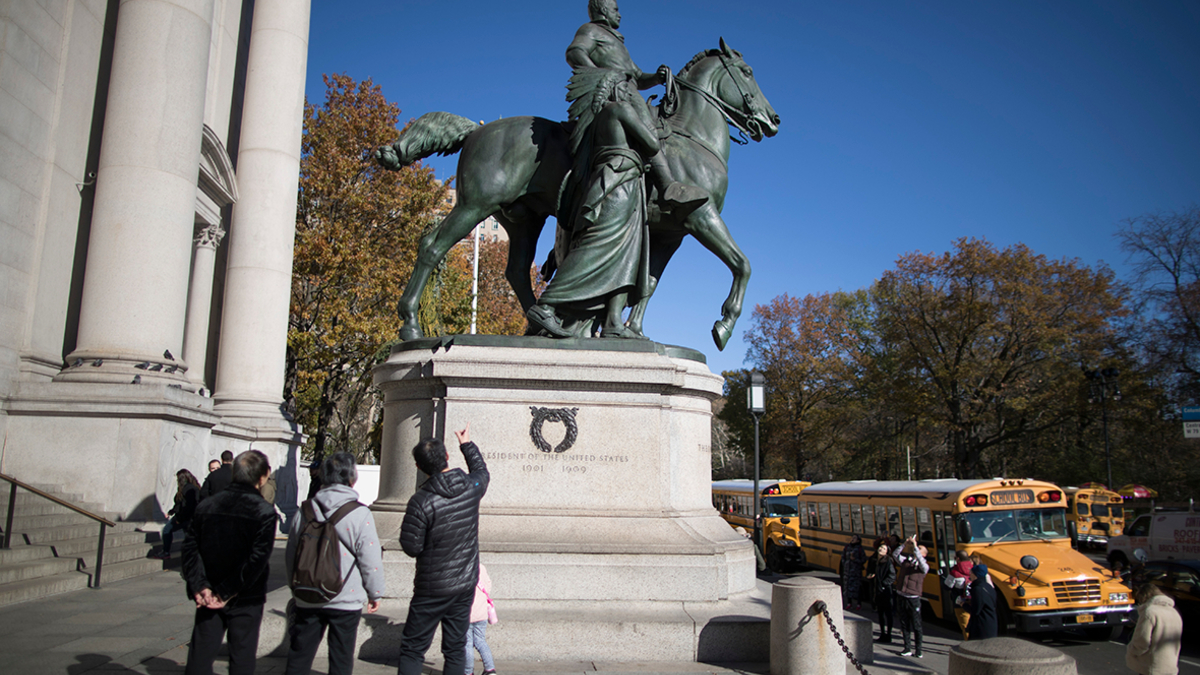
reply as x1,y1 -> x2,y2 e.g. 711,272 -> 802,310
0,543 -> 56,565
18,521 -> 139,545
47,530 -> 151,557
3,510 -> 123,531
0,495 -> 108,517
0,570 -> 90,607
0,554 -> 80,584
80,556 -> 165,586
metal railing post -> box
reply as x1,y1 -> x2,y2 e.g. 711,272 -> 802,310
93,523 -> 107,588
3,482 -> 16,549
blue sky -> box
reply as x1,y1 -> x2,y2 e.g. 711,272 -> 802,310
305,1 -> 1200,375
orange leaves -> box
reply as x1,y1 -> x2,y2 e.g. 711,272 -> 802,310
288,74 -> 448,458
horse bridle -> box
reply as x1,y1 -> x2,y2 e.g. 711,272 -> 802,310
673,52 -> 766,145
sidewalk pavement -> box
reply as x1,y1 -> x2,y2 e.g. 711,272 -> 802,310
0,544 -> 945,675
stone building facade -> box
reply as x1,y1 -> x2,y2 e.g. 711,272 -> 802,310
0,0 -> 312,520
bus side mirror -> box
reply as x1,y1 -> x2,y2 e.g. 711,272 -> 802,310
780,518 -> 791,525
1020,555 -> 1039,571
1134,548 -> 1148,563
957,519 -> 972,543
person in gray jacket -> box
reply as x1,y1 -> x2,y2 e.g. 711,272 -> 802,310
283,452 -> 385,675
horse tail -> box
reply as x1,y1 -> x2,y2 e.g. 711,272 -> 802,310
392,112 -> 479,166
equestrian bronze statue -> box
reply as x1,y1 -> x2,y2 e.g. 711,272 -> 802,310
375,30 -> 779,350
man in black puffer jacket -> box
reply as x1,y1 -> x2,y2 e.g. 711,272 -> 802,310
182,449 -> 276,675
397,423 -> 489,675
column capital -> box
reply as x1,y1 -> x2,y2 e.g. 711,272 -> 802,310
195,223 -> 227,249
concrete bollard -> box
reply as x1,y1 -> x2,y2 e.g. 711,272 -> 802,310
770,576 -> 846,675
949,637 -> 1077,675
843,616 -> 874,665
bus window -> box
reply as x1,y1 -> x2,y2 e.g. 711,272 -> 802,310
819,503 -> 832,529
1091,502 -> 1108,518
918,508 -> 934,548
764,495 -> 799,517
887,506 -> 901,536
863,504 -> 875,538
902,507 -> 916,539
933,512 -> 951,570
876,505 -> 889,536
840,504 -> 852,533
851,504 -> 864,534
797,501 -> 807,526
1077,502 -> 1090,516
808,501 -> 819,527
1016,508 -> 1068,538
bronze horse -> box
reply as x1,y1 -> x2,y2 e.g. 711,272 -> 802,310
374,39 -> 779,350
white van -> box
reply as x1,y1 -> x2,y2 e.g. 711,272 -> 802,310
1107,510 -> 1200,566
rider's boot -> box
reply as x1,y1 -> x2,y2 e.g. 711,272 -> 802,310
648,154 -> 707,216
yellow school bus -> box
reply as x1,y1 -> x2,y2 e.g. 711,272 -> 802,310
712,479 -> 811,572
796,479 -> 1135,638
1064,486 -> 1125,548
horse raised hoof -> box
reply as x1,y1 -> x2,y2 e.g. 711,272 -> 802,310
712,317 -> 734,351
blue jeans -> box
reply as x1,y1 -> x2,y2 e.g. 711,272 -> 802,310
464,620 -> 494,674
162,518 -> 182,553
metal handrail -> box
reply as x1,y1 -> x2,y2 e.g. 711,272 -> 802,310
1,472 -> 117,588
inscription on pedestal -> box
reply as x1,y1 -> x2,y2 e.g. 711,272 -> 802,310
484,450 -> 631,475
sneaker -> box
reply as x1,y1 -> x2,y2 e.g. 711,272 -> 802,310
151,551 -> 170,560
899,650 -> 914,656
914,652 -> 923,658
482,670 -> 497,675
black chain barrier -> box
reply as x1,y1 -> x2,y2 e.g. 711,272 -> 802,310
809,600 -> 872,675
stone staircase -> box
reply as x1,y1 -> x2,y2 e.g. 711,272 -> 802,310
0,482 -> 164,607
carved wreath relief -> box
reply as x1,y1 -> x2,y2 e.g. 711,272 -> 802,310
529,406 -> 579,453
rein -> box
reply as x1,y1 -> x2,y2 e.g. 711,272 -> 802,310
672,54 -> 760,146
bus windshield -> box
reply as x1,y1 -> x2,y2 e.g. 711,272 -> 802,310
763,496 -> 799,517
1091,503 -> 1110,517
960,508 -> 1069,543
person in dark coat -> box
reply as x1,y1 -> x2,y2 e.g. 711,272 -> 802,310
156,469 -> 200,559
871,543 -> 896,643
397,424 -> 490,675
967,562 -> 999,640
198,450 -> 234,499
182,450 -> 276,675
306,460 -> 323,500
842,534 -> 867,610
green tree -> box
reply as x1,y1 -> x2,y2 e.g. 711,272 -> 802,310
288,74 -> 447,462
872,238 -> 1127,478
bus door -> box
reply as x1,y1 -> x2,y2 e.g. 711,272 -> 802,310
934,511 -> 955,620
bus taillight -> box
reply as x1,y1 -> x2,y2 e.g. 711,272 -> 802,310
1038,490 -> 1062,503
965,495 -> 988,506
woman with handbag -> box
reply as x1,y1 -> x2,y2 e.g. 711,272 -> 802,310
465,563 -> 498,675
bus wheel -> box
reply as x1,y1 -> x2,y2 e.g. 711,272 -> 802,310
765,542 -> 783,573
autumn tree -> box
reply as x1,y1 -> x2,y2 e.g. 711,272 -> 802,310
289,74 -> 447,462
872,238 -> 1127,478
1117,206 -> 1200,404
420,233 -> 546,337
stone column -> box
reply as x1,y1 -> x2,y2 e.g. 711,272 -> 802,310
59,0 -> 215,385
182,223 -> 225,387
212,0 -> 310,417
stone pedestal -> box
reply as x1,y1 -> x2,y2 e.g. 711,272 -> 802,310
371,336 -> 759,659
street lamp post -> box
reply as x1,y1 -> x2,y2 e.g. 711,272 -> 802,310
1085,368 -> 1121,489
748,371 -> 766,547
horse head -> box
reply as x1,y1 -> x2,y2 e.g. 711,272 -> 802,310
676,39 -> 780,143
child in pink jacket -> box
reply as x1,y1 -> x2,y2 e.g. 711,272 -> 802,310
465,563 -> 497,675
